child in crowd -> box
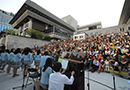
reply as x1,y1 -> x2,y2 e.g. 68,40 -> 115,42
105,58 -> 110,72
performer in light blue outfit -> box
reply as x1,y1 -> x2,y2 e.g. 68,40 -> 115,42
40,51 -> 50,74
22,47 -> 32,76
40,58 -> 52,89
6,48 -> 15,74
12,48 -> 22,77
40,51 -> 50,68
1,49 -> 9,72
34,50 -> 41,70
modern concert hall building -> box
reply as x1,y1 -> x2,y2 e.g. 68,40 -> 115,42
9,0 -> 76,39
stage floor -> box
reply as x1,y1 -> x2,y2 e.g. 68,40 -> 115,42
0,63 -> 130,90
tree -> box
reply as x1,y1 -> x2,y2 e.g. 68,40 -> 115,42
44,35 -> 51,41
25,28 -> 44,39
2,28 -> 17,35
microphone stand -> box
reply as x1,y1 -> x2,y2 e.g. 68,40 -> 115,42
87,63 -> 90,90
112,65 -> 116,90
85,61 -> 90,90
13,64 -> 32,90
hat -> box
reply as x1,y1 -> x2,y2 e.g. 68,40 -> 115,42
101,60 -> 104,62
110,43 -> 113,45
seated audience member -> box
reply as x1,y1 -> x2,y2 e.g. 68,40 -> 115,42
90,56 -> 99,72
84,55 -> 93,69
52,53 -> 59,62
40,58 -> 52,89
111,60 -> 119,76
98,59 -> 105,73
126,51 -> 130,63
49,62 -> 75,90
104,48 -> 110,59
111,50 -> 117,60
118,54 -> 129,72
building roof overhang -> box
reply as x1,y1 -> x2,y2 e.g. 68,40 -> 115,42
119,0 -> 130,25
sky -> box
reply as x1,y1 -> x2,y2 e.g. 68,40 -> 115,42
0,0 -> 125,28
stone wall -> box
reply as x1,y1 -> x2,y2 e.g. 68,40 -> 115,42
1,35 -> 50,49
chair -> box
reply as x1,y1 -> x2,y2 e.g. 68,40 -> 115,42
25,68 -> 41,87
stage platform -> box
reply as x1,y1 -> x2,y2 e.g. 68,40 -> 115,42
0,63 -> 130,90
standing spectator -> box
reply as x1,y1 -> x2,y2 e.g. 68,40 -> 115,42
98,60 -> 105,73
53,53 -> 59,62
105,58 -> 110,72
118,54 -> 129,72
90,57 -> 99,72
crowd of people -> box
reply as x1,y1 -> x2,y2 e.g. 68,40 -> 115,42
0,30 -> 130,89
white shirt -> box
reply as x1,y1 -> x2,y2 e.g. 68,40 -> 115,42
49,72 -> 74,90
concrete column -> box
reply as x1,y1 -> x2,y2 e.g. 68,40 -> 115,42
5,35 -> 8,49
53,26 -> 55,37
0,37 -> 3,45
17,28 -> 20,35
29,18 -> 32,29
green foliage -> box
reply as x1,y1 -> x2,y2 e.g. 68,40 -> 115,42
3,28 -> 16,35
44,35 -> 51,41
25,28 -> 44,39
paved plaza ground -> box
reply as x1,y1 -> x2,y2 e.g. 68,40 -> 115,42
0,63 -> 130,90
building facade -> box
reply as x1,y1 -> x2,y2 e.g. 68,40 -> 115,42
9,0 -> 75,39
73,0 -> 130,40
77,21 -> 102,34
61,15 -> 78,32
0,9 -> 15,32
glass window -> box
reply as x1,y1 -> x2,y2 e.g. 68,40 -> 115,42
1,14 -> 3,22
1,25 -> 4,31
80,36 -> 83,38
75,36 -> 78,39
0,24 -> 1,31
122,28 -> 124,31
128,27 -> 130,30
